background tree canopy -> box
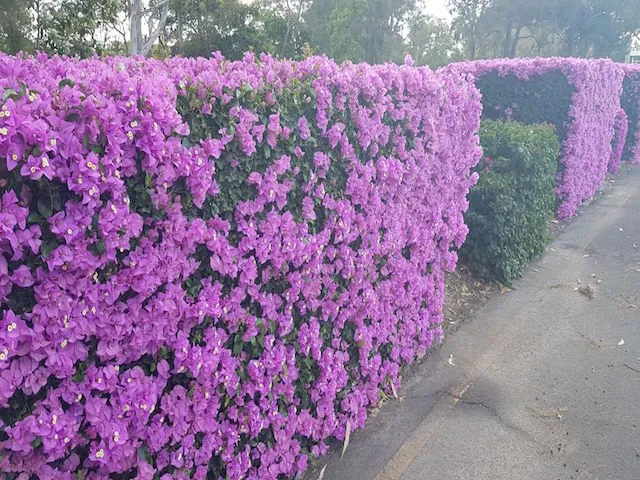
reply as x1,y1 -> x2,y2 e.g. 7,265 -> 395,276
1,0 -> 639,65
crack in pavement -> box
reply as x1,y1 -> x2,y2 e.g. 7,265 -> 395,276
442,390 -> 551,450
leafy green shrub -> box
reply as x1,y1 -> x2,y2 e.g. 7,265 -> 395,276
460,120 -> 560,284
448,58 -> 624,219
476,71 -> 573,142
621,69 -> 640,162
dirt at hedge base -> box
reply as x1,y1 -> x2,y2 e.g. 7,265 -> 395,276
443,264 -> 500,336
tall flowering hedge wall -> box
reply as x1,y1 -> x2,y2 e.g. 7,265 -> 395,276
445,58 -> 624,219
0,53 -> 482,479
621,64 -> 640,163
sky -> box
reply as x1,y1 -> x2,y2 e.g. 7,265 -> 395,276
240,0 -> 452,21
423,0 -> 451,20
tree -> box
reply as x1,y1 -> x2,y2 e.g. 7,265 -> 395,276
304,0 -> 339,58
464,0 -> 640,60
257,0 -> 311,58
0,0 -> 32,54
306,0 -> 418,63
448,0 -> 492,59
552,0 -> 640,59
165,0 -> 273,59
407,14 -> 462,67
28,0 -> 121,57
128,0 -> 170,56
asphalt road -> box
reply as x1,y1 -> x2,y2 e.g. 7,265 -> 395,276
311,165 -> 640,480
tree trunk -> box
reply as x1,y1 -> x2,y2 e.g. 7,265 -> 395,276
470,21 -> 477,60
282,20 -> 293,58
509,24 -> 522,57
502,20 -> 513,57
129,0 -> 143,55
564,29 -> 574,57
470,1 -> 478,60
129,0 -> 169,57
140,2 -> 170,57
177,11 -> 183,55
35,0 -> 41,50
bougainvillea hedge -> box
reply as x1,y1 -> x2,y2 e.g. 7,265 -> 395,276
621,65 -> 640,163
0,53 -> 482,478
445,58 -> 624,219
461,120 -> 559,284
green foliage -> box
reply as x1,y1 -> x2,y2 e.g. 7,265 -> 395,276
4,0 -> 640,62
407,14 -> 462,68
448,0 -> 491,59
168,0 -> 273,59
307,0 -> 417,63
550,0 -> 639,59
0,0 -> 32,54
476,71 -> 574,143
33,0 -> 122,57
255,0 -> 313,58
461,120 -> 559,284
621,75 -> 638,161
175,78 -> 347,226
449,0 -> 640,60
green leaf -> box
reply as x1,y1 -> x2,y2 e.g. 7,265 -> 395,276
72,361 -> 88,383
137,446 -> 151,463
59,78 -> 75,89
37,197 -> 53,218
2,88 -> 19,102
27,211 -> 47,224
66,108 -> 82,122
31,437 -> 42,449
158,345 -> 169,360
232,335 -> 243,356
95,239 -> 106,255
41,240 -> 58,258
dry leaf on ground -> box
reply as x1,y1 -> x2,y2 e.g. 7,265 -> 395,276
318,465 -> 327,480
341,421 -> 351,458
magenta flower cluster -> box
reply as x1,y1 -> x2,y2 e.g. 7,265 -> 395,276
446,58 -> 624,219
0,52 -> 481,478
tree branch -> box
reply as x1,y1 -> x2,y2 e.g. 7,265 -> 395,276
141,0 -> 169,16
140,0 -> 170,56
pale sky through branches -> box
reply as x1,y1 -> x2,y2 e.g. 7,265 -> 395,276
240,0 -> 452,21
423,0 -> 451,20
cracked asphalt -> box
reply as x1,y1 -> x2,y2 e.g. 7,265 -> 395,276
309,165 -> 640,480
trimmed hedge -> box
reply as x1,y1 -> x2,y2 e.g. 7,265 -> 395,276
621,65 -> 640,163
609,108 -> 628,173
461,120 -> 559,284
0,53 -> 482,479
445,58 -> 624,219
